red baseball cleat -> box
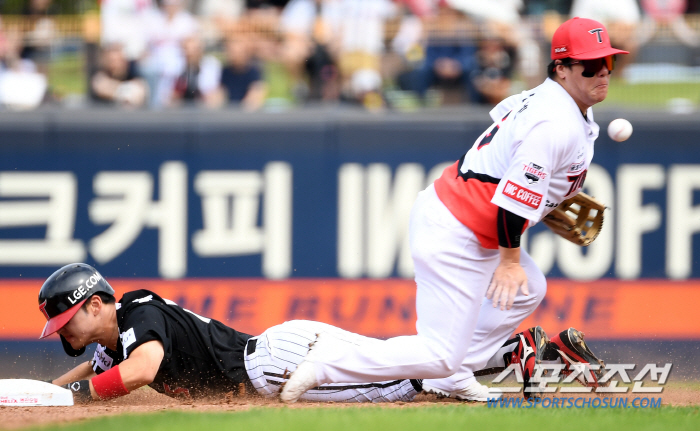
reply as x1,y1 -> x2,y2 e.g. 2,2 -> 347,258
549,328 -> 607,387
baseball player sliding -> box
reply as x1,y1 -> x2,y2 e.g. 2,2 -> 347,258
281,17 -> 625,403
40,263 -> 605,403
41,264 -> 419,403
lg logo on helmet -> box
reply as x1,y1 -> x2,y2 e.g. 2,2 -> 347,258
67,272 -> 104,305
588,28 -> 604,43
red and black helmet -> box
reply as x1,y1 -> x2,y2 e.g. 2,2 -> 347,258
38,263 -> 114,355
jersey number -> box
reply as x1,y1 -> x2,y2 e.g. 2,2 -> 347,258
477,111 -> 511,150
566,169 -> 587,196
477,125 -> 500,149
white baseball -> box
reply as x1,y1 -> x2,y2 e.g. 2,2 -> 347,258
607,118 -> 633,142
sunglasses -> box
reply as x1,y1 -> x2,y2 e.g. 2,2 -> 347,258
569,55 -> 616,78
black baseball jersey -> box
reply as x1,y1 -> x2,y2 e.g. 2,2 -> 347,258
90,290 -> 252,398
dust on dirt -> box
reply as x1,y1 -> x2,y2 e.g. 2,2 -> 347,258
1,386 -> 698,430
0,388 -> 450,429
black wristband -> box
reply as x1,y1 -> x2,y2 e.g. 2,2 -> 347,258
497,207 -> 527,248
64,380 -> 92,403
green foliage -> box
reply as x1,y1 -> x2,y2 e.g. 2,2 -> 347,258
262,61 -> 297,106
47,52 -> 86,98
604,79 -> 700,108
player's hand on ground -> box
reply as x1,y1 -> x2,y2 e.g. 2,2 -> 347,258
486,261 -> 529,311
63,380 -> 92,403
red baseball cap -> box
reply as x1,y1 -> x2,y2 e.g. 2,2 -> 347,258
551,17 -> 629,60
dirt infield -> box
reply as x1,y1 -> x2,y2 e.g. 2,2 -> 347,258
2,385 -> 700,430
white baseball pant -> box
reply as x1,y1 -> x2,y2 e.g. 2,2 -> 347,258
311,184 -> 547,385
244,320 -> 421,402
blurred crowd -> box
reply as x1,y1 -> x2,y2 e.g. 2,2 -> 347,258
1,0 -> 700,111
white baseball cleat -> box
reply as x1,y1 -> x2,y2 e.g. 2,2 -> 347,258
280,333 -> 334,403
280,359 -> 319,403
422,380 -> 502,402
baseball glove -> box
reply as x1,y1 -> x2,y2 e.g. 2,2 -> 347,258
542,192 -> 606,246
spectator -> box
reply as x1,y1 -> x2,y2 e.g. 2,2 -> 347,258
90,43 -> 148,108
100,0 -> 154,61
0,28 -> 47,110
220,36 -> 268,110
280,0 -> 396,107
569,0 -> 642,73
196,0 -> 246,18
140,0 -> 199,107
385,3 -> 426,94
469,33 -> 515,105
247,0 -> 291,12
393,0 -> 436,18
193,0 -> 246,19
280,0 -> 341,103
397,3 -> 478,105
245,0 -> 289,37
334,0 -> 397,106
522,0 -> 572,15
194,0 -> 246,45
171,34 -> 224,107
447,0 -> 523,26
447,0 -> 542,88
639,0 -> 699,48
20,0 -> 57,76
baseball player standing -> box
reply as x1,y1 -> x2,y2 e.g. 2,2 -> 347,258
281,17 -> 627,403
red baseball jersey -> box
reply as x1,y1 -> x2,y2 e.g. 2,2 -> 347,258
434,78 -> 599,249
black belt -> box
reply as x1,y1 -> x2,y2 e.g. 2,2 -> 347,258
246,338 -> 257,355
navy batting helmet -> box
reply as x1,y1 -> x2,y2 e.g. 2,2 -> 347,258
38,263 -> 114,356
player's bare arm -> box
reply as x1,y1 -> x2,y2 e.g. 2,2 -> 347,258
63,340 -> 164,401
113,340 -> 164,393
486,205 -> 530,310
52,361 -> 96,386
487,247 -> 529,311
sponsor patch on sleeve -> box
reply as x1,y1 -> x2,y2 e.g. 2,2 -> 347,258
121,327 -> 136,358
502,180 -> 543,209
522,162 -> 547,184
92,344 -> 114,372
132,295 -> 153,304
568,160 -> 585,173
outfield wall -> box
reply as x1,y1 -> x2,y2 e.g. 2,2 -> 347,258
0,109 -> 698,281
2,279 -> 699,340
3,277 -> 700,379
1,109 -> 699,378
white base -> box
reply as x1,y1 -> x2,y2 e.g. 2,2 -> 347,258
0,379 -> 73,406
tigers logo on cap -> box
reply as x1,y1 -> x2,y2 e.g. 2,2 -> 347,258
551,17 -> 629,60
